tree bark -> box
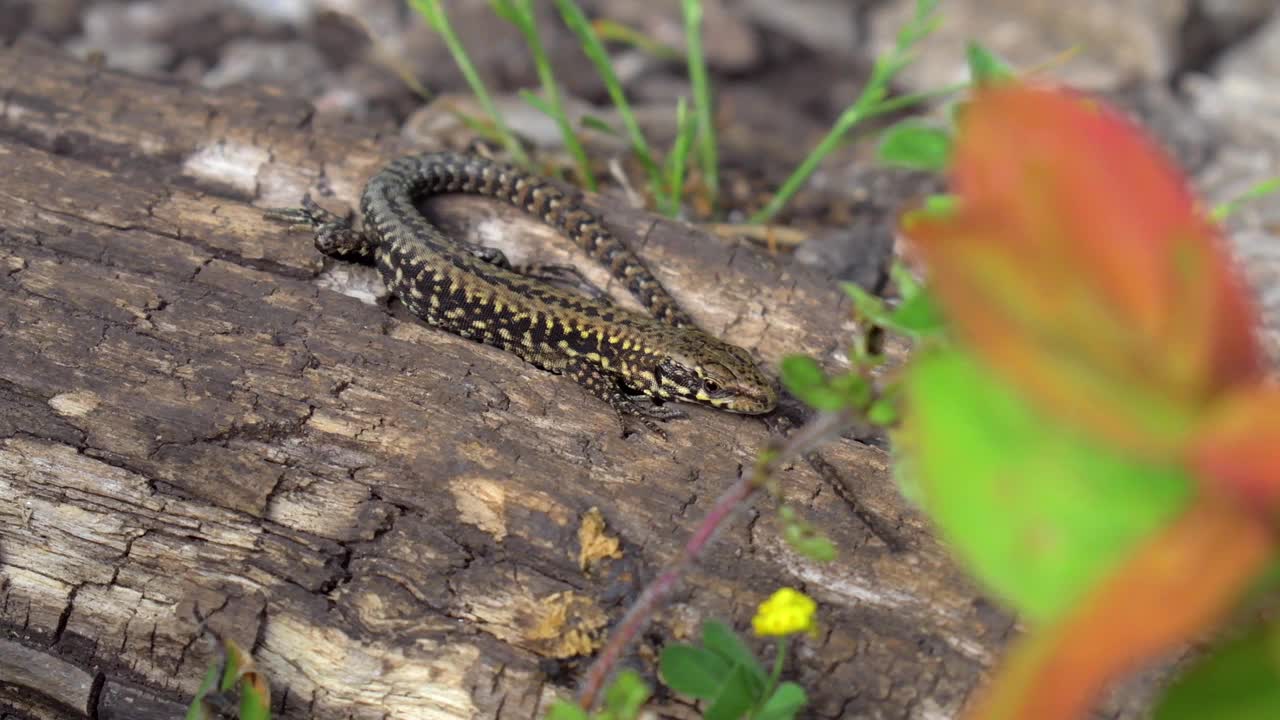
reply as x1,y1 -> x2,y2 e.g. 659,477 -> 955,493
0,36 -> 1052,720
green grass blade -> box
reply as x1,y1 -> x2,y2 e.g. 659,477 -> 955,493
662,97 -> 695,216
1211,176 -> 1280,221
594,18 -> 682,60
749,0 -> 944,224
552,0 -> 666,205
496,0 -> 597,189
682,0 -> 718,208
409,0 -> 529,166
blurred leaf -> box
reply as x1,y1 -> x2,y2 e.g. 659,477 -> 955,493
841,283 -> 890,324
603,670 -> 651,719
660,644 -> 731,699
829,373 -> 872,409
920,193 -> 957,217
545,700 -> 591,720
779,356 -> 846,411
901,84 -> 1266,457
878,120 -> 952,170
184,665 -> 221,720
841,282 -> 942,337
705,663 -> 760,720
889,290 -> 944,336
966,42 -> 1015,83
866,395 -> 898,427
898,347 -> 1194,621
963,497 -> 1274,720
1191,385 -> 1280,514
1154,621 -> 1280,720
702,621 -> 767,688
888,259 -> 924,298
240,682 -> 271,720
755,682 -> 808,720
783,523 -> 837,562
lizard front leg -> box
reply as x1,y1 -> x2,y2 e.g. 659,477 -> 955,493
564,359 -> 685,438
264,194 -> 375,264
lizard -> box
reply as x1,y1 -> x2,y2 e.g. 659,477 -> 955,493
265,151 -> 777,435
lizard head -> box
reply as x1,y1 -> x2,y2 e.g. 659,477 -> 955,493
650,332 -> 778,414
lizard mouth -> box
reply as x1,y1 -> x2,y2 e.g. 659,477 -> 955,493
719,384 -> 778,415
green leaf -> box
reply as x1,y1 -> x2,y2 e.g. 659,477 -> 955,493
841,282 -> 889,322
842,279 -> 943,338
866,393 -> 899,427
921,193 -> 958,217
545,700 -> 591,720
240,682 -> 271,720
877,120 -> 952,170
754,682 -> 808,720
897,347 -> 1194,621
1154,622 -> 1280,720
779,356 -> 824,391
888,260 -> 923,297
966,42 -> 1015,83
702,621 -> 767,688
184,665 -> 221,720
660,644 -> 732,699
783,522 -> 837,562
602,670 -> 650,719
828,373 -> 872,409
705,663 -> 760,720
779,356 -> 846,411
885,290 -> 944,335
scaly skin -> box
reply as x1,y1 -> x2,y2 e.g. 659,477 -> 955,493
266,152 -> 777,434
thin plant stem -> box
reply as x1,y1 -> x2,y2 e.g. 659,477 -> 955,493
682,0 -> 718,207
576,409 -> 857,709
761,636 -> 789,709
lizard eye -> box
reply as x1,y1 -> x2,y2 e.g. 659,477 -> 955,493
703,379 -> 721,393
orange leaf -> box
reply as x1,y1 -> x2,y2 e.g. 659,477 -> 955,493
903,84 -> 1264,455
1192,384 -> 1280,516
961,496 -> 1273,720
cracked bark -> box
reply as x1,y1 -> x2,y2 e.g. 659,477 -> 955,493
0,37 -> 1156,720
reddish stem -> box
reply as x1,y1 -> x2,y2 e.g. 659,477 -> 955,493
576,409 -> 854,709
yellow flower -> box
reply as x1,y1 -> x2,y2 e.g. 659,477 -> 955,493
752,588 -> 817,637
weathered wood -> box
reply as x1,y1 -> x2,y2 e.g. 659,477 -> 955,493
0,37 -> 1030,719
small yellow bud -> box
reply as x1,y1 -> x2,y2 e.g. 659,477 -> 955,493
751,588 -> 817,637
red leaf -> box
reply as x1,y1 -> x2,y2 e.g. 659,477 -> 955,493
903,84 -> 1264,454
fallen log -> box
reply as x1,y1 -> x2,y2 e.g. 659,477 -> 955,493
0,36 -> 1147,720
